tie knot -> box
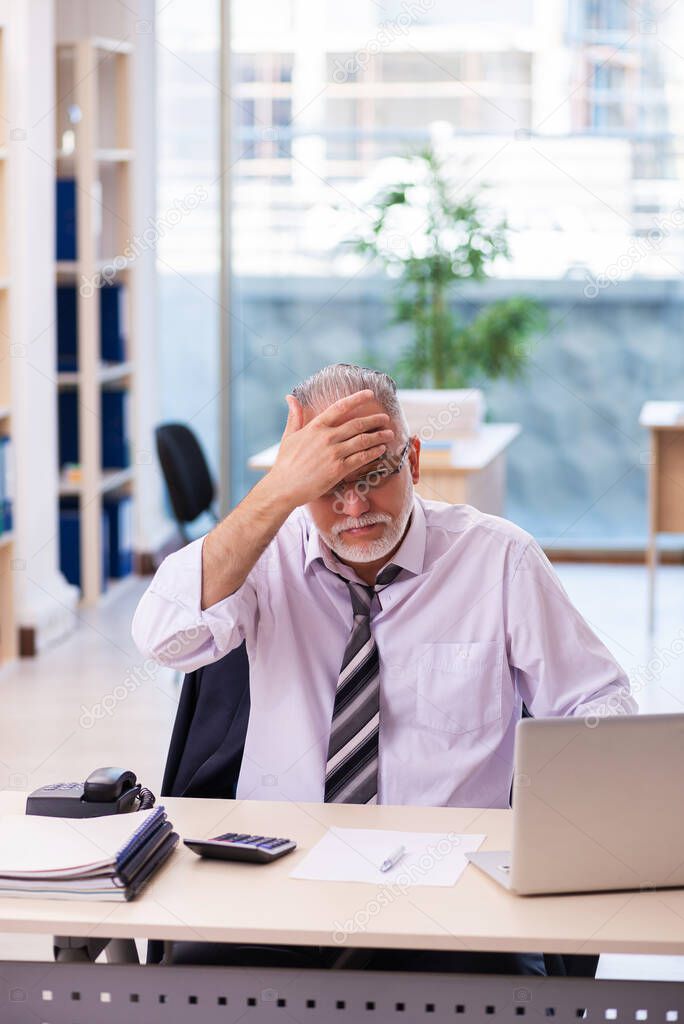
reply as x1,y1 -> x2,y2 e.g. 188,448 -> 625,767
347,563 -> 401,616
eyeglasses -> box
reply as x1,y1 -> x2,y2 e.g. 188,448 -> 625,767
324,440 -> 411,504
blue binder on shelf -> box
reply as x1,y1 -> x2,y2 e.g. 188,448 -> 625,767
57,286 -> 78,371
101,389 -> 130,469
100,283 -> 126,364
59,389 -> 131,470
58,391 -> 79,467
59,499 -> 109,592
2,436 -> 13,532
103,494 -> 133,578
56,179 -> 77,261
0,434 -> 6,533
56,283 -> 127,371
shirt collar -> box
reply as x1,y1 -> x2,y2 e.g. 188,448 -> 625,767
304,494 -> 427,579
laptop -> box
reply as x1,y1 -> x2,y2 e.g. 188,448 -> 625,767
466,712 -> 684,896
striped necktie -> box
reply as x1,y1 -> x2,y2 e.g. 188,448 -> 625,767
324,563 -> 402,805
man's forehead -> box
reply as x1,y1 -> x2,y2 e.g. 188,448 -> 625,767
301,396 -> 387,424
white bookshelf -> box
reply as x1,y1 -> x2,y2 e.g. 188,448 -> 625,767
55,37 -> 136,606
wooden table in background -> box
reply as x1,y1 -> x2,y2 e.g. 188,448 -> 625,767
639,401 -> 684,630
248,423 -> 521,516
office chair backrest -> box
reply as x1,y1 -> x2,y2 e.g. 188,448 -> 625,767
155,423 -> 215,532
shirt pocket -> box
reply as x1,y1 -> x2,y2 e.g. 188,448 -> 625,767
414,641 -> 504,735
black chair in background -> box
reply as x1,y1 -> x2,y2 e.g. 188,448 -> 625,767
155,422 -> 218,542
150,649 -> 599,979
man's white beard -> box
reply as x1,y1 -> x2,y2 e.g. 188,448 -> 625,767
322,477 -> 414,564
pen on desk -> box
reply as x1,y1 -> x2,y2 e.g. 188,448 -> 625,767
380,844 -> 406,873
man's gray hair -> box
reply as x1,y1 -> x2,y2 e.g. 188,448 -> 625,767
291,363 -> 409,441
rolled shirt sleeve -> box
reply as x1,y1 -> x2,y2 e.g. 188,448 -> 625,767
131,536 -> 259,672
506,539 -> 638,719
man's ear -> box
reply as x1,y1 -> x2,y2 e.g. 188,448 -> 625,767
283,394 -> 304,436
409,436 -> 420,484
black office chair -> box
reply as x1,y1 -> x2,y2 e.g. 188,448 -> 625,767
155,422 -> 218,542
151,652 -> 598,979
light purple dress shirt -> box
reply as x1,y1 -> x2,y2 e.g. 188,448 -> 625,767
132,496 -> 636,808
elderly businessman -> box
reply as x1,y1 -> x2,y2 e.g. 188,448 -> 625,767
134,363 -> 636,973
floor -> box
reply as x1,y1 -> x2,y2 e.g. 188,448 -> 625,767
1,563 -> 683,980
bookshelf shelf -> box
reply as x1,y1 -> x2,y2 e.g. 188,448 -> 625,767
57,38 -> 133,56
55,261 -> 79,276
56,371 -> 79,386
56,259 -> 131,278
59,466 -> 133,498
100,467 -> 134,494
55,37 -> 136,605
57,362 -> 133,388
95,148 -> 134,163
96,257 -> 131,273
94,37 -> 133,55
98,360 -> 133,383
58,148 -> 133,164
57,473 -> 80,497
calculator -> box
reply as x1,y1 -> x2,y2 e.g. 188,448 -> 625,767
183,832 -> 297,864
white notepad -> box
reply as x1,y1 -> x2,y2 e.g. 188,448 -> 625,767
291,828 -> 485,887
0,808 -> 161,878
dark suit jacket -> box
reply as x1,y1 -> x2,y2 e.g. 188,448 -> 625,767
161,642 -> 250,798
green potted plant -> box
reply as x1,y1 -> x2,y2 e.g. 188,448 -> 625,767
351,145 -> 546,435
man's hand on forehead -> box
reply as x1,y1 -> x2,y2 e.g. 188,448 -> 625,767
269,388 -> 397,507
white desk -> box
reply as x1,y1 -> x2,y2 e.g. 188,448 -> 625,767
0,793 -> 681,1022
249,424 -> 521,515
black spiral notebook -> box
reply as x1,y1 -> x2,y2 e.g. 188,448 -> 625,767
0,806 -> 178,901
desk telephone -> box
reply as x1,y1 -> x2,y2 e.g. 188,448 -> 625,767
26,767 -> 156,818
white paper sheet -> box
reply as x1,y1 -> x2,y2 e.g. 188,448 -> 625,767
290,828 -> 485,887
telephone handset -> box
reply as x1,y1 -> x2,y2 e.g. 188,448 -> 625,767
26,767 -> 156,818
